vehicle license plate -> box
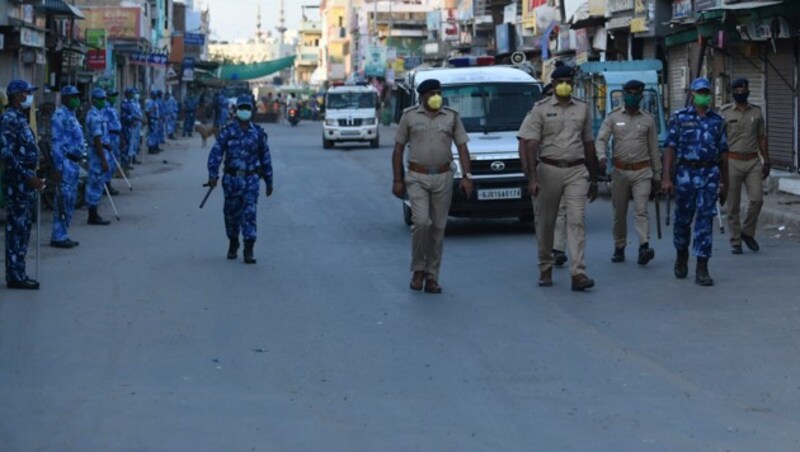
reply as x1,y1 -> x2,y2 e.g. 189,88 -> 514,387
477,188 -> 521,200
341,131 -> 359,136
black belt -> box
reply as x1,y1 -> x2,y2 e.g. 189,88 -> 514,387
109,130 -> 121,135
66,153 -> 82,163
224,168 -> 259,177
540,157 -> 585,168
678,159 -> 718,169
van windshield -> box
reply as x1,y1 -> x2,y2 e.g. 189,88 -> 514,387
441,83 -> 541,133
326,92 -> 377,110
610,89 -> 662,134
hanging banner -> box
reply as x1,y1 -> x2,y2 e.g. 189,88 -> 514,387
182,57 -> 195,81
184,33 -> 205,46
364,46 -> 386,77
86,29 -> 107,70
77,7 -> 142,40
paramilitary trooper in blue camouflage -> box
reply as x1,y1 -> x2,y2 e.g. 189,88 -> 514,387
1,79 -> 45,289
103,88 -> 122,195
145,90 -> 161,154
50,85 -> 86,249
206,94 -> 273,264
121,87 -> 143,167
85,87 -> 113,226
661,77 -> 729,286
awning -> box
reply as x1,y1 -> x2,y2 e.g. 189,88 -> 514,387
36,0 -> 85,19
216,55 -> 297,81
706,0 -> 783,10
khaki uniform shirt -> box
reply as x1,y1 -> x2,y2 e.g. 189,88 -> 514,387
395,105 -> 469,167
517,96 -> 592,161
719,103 -> 765,154
595,107 -> 661,176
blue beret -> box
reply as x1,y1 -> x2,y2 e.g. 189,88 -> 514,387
236,94 -> 254,108
91,87 -> 106,99
691,77 -> 711,91
731,78 -> 749,89
6,79 -> 37,96
623,79 -> 645,91
551,65 -> 574,79
61,85 -> 80,96
417,78 -> 441,95
124,87 -> 135,94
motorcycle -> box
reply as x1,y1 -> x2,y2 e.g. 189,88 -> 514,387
288,107 -> 299,127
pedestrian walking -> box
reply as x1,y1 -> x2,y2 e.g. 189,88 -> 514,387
121,88 -> 143,166
719,78 -> 770,255
391,78 -> 473,294
1,79 -> 45,289
206,94 -> 273,264
84,88 -> 113,226
103,89 -> 122,194
661,77 -> 729,286
518,65 -> 599,291
595,79 -> 662,265
183,93 -> 198,137
49,85 -> 85,249
518,82 -> 569,267
145,90 -> 161,154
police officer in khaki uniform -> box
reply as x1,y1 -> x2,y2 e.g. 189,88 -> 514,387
392,79 -> 472,294
518,65 -> 599,291
719,77 -> 770,255
518,83 -> 569,268
595,80 -> 661,265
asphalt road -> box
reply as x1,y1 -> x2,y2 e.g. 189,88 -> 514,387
2,120 -> 800,451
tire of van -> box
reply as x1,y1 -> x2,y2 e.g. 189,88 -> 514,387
369,135 -> 380,148
323,137 -> 334,149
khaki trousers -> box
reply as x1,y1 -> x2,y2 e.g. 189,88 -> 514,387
535,164 -> 589,276
727,157 -> 764,245
531,197 -> 567,252
610,167 -> 653,249
405,170 -> 454,280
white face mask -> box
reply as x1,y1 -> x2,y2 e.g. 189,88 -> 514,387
236,110 -> 252,121
21,94 -> 34,109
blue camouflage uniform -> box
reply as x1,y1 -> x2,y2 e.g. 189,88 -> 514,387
121,88 -> 143,164
103,90 -> 122,181
50,89 -> 86,243
214,93 -> 228,128
157,91 -> 167,144
145,92 -> 161,152
85,89 -> 111,208
666,105 -> 728,258
165,94 -> 178,138
1,80 -> 39,284
183,95 -> 198,137
207,96 -> 273,242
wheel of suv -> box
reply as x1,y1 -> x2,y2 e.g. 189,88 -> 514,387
323,137 -> 333,149
370,134 -> 380,148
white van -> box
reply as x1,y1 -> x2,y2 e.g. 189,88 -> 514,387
398,65 -> 543,225
322,85 -> 380,149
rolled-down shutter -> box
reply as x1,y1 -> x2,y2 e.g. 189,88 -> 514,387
765,41 -> 796,169
668,44 -> 690,114
731,44 -> 765,108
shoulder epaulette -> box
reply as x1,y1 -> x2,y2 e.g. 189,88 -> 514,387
719,103 -> 734,111
571,97 -> 587,103
403,105 -> 417,113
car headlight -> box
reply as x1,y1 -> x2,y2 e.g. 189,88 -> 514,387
325,118 -> 337,126
364,118 -> 376,125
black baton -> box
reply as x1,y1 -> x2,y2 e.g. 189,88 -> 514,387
655,194 -> 662,240
199,183 -> 215,209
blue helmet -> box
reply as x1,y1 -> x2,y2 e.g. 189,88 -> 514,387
235,94 -> 254,108
91,87 -> 106,99
60,85 -> 80,96
6,79 -> 37,96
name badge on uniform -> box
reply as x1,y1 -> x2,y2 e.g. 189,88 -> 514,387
616,122 -> 625,126
546,113 -> 557,117
728,119 -> 739,124
681,121 -> 697,127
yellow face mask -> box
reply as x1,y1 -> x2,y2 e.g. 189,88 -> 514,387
555,82 -> 573,98
427,94 -> 443,110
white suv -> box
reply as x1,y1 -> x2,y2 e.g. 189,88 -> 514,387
323,85 -> 380,149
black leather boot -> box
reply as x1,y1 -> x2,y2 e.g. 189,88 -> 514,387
88,207 -> 110,225
243,240 -> 256,264
227,237 -> 239,259
637,243 -> 655,266
695,257 -> 714,286
674,249 -> 689,279
611,247 -> 625,263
